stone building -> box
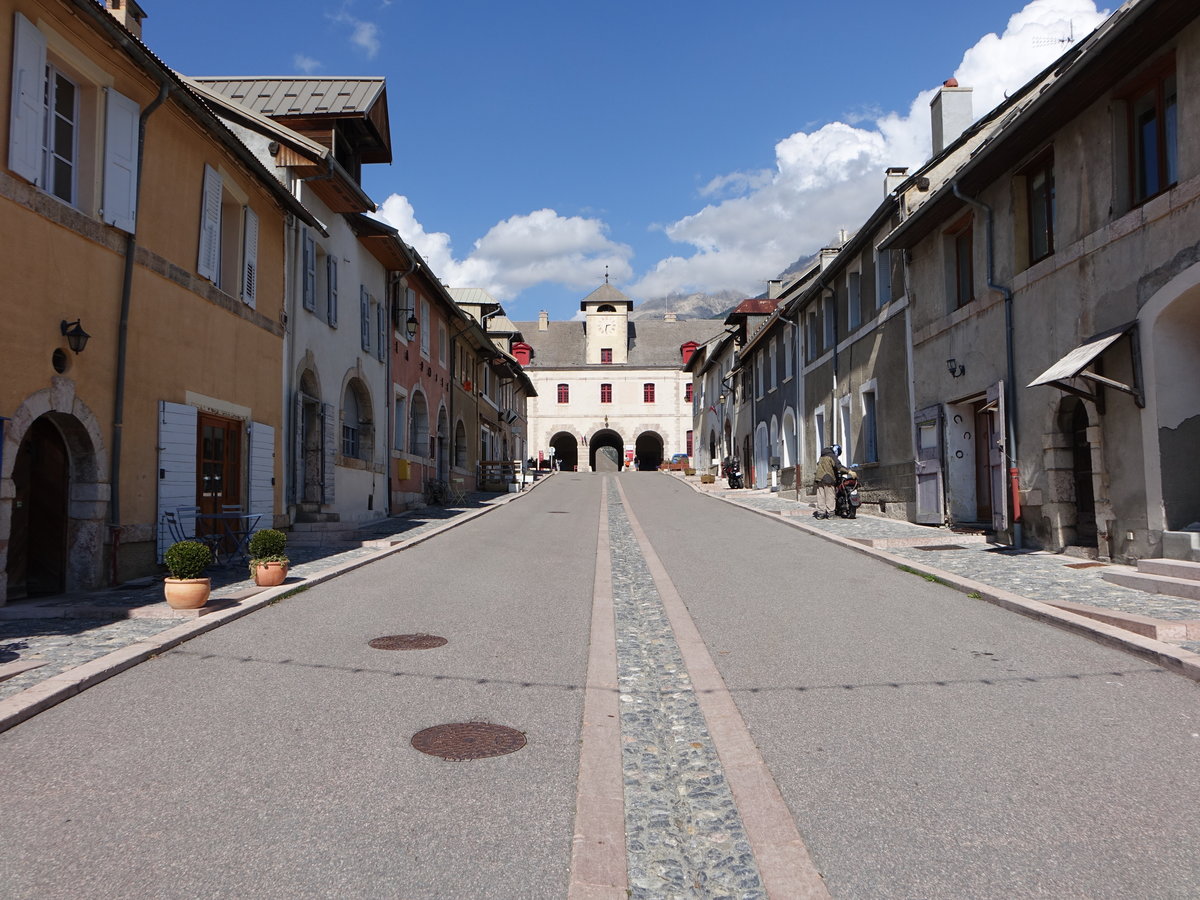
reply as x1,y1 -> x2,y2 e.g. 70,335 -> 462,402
514,284 -> 723,471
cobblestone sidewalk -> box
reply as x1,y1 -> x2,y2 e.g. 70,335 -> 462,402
689,478 -> 1200,656
0,489 -> 522,705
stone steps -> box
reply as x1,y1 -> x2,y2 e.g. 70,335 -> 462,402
1102,558 -> 1200,601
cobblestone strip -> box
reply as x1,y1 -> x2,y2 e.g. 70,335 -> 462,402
569,481 -> 628,900
616,480 -> 831,900
607,482 -> 767,900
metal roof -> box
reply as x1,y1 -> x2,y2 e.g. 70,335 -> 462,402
190,78 -> 386,118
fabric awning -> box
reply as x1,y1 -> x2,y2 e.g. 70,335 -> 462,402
1027,321 -> 1143,408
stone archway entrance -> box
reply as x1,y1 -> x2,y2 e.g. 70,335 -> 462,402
588,429 -> 623,471
1,382 -> 107,605
549,432 -> 579,471
634,431 -> 663,470
7,416 -> 70,598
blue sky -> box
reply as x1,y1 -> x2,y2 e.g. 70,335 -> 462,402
148,0 -> 1108,321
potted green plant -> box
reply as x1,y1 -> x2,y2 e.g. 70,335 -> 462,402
163,540 -> 213,609
247,528 -> 289,587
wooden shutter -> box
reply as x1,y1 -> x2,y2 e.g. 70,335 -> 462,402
8,13 -> 46,186
326,255 -> 338,326
197,165 -> 222,281
360,286 -> 371,351
248,421 -> 274,525
101,88 -> 140,233
302,229 -> 316,311
241,206 -> 258,307
321,402 -> 337,503
157,401 -> 198,561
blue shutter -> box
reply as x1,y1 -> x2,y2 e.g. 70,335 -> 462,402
302,229 -> 316,312
376,300 -> 386,362
360,286 -> 371,352
326,255 -> 338,326
248,421 -> 275,525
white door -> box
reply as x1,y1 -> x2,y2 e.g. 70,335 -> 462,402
987,381 -> 1008,533
914,405 -> 943,524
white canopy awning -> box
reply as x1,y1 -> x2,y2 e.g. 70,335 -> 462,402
1027,321 -> 1143,408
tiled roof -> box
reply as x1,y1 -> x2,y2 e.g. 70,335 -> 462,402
512,319 -> 725,368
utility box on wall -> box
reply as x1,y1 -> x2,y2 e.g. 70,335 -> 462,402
396,459 -> 411,480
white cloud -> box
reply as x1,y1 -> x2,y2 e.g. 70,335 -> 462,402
293,54 -> 322,74
330,7 -> 381,58
630,0 -> 1110,299
373,197 -> 633,302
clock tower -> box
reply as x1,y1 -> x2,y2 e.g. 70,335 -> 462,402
581,283 -> 632,365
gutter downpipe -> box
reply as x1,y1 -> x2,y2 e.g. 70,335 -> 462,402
952,181 -> 1022,548
109,78 -> 170,585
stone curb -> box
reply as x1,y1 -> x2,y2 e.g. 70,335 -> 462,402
0,478 -> 551,735
677,475 -> 1200,684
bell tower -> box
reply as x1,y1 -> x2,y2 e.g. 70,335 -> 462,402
581,283 -> 632,365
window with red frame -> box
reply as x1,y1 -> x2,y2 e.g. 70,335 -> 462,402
600,383 -> 612,404
557,383 -> 569,403
600,348 -> 613,364
685,384 -> 693,402
643,383 -> 655,403
686,430 -> 694,456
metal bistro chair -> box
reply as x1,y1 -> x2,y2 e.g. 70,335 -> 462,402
163,509 -> 222,560
447,477 -> 467,506
174,506 -> 224,559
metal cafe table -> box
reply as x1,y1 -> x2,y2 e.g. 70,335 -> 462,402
197,511 -> 262,566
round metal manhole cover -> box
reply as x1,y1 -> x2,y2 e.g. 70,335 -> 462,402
411,722 -> 527,760
368,634 -> 448,651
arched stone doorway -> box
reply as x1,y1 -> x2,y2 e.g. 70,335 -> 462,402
634,431 -> 663,470
297,369 -> 323,504
7,416 -> 70,597
550,431 -> 579,471
1059,397 -> 1098,548
588,428 -> 623,471
1,381 -> 107,605
436,407 -> 449,480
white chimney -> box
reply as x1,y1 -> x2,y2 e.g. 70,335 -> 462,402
930,79 -> 973,155
766,279 -> 783,299
884,167 -> 908,197
664,312 -> 677,323
104,0 -> 148,40
538,310 -> 549,332
819,247 -> 840,270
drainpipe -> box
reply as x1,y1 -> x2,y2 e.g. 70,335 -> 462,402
952,181 -> 1022,549
109,78 -> 170,585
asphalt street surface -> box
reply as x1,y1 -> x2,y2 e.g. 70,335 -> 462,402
1,472 -> 1198,899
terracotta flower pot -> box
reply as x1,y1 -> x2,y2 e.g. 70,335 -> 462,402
164,577 -> 211,610
253,562 -> 288,587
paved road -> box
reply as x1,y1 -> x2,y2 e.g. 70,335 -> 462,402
1,472 -> 1198,899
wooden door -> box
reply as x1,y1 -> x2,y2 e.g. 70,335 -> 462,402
197,413 -> 242,516
6,417 -> 69,597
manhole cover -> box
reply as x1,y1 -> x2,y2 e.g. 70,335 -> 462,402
411,722 -> 527,760
917,544 -> 968,551
1064,562 -> 1107,569
369,634 -> 448,650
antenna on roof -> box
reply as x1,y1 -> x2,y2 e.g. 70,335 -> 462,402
1033,20 -> 1074,46
604,264 -> 609,284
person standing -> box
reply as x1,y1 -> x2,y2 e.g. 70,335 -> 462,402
812,445 -> 851,519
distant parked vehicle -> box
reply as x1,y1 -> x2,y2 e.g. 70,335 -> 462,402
667,453 -> 690,471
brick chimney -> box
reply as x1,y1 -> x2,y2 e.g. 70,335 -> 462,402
537,310 -> 549,332
104,0 -> 148,40
930,79 -> 973,155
